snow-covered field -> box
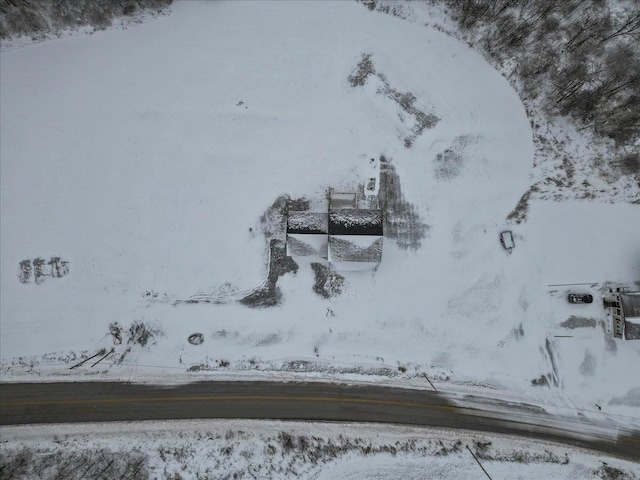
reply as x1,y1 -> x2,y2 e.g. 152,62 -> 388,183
1,0 -> 639,464
2,420 -> 639,479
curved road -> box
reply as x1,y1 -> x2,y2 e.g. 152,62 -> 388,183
1,381 -> 638,461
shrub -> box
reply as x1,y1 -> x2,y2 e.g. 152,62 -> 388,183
348,53 -> 375,87
18,259 -> 32,284
127,320 -> 164,347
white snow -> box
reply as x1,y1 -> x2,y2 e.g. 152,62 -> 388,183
2,420 -> 638,479
1,0 -> 639,455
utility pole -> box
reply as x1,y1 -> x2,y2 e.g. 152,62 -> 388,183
466,445 -> 493,480
422,373 -> 438,392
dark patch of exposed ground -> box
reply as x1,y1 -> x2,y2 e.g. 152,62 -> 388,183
379,81 -> 440,148
594,463 -> 637,480
578,349 -> 596,376
379,155 -> 429,250
239,239 -> 298,308
560,316 -> 597,329
434,148 -> 465,181
349,53 -> 440,148
506,184 -> 540,224
432,135 -> 479,182
239,284 -> 281,309
311,263 -> 345,299
127,320 -> 164,347
348,53 -> 375,87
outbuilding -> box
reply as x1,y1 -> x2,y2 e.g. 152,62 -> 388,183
610,291 -> 640,340
286,191 -> 383,271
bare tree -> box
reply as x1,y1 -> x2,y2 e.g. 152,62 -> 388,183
32,257 -> 46,285
18,259 -> 32,284
48,256 -> 63,278
600,9 -> 640,44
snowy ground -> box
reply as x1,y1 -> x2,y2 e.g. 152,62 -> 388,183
1,0 -> 639,459
1,420 -> 638,480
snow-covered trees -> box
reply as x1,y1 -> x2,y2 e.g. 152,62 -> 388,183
443,0 -> 640,144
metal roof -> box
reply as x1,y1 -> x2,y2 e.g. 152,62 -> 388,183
621,292 -> 640,321
287,212 -> 328,234
328,235 -> 383,263
329,209 -> 383,235
621,292 -> 640,340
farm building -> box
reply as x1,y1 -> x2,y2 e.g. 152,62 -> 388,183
285,212 -> 329,259
609,291 -> 640,340
286,191 -> 383,271
328,207 -> 383,271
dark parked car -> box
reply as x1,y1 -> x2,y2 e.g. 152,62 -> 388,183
568,294 -> 593,304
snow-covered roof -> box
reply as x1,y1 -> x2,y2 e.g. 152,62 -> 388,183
286,207 -> 383,265
621,293 -> 640,340
287,212 -> 328,234
329,235 -> 383,263
329,209 -> 383,235
286,234 -> 328,258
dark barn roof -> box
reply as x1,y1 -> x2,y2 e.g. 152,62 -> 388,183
329,209 -> 383,236
620,293 -> 640,319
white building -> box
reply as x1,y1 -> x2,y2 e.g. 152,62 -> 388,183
609,291 -> 640,340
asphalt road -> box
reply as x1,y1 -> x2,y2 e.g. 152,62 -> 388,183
1,381 -> 638,461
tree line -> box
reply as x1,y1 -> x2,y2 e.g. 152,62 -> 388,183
445,0 -> 639,145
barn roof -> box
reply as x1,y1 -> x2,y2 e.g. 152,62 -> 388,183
329,209 -> 383,235
328,235 -> 383,263
620,292 -> 640,320
287,211 -> 328,234
285,234 -> 328,258
621,293 -> 640,340
285,200 -> 383,269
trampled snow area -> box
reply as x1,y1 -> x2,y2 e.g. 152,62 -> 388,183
2,420 -> 639,479
1,0 -> 639,440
